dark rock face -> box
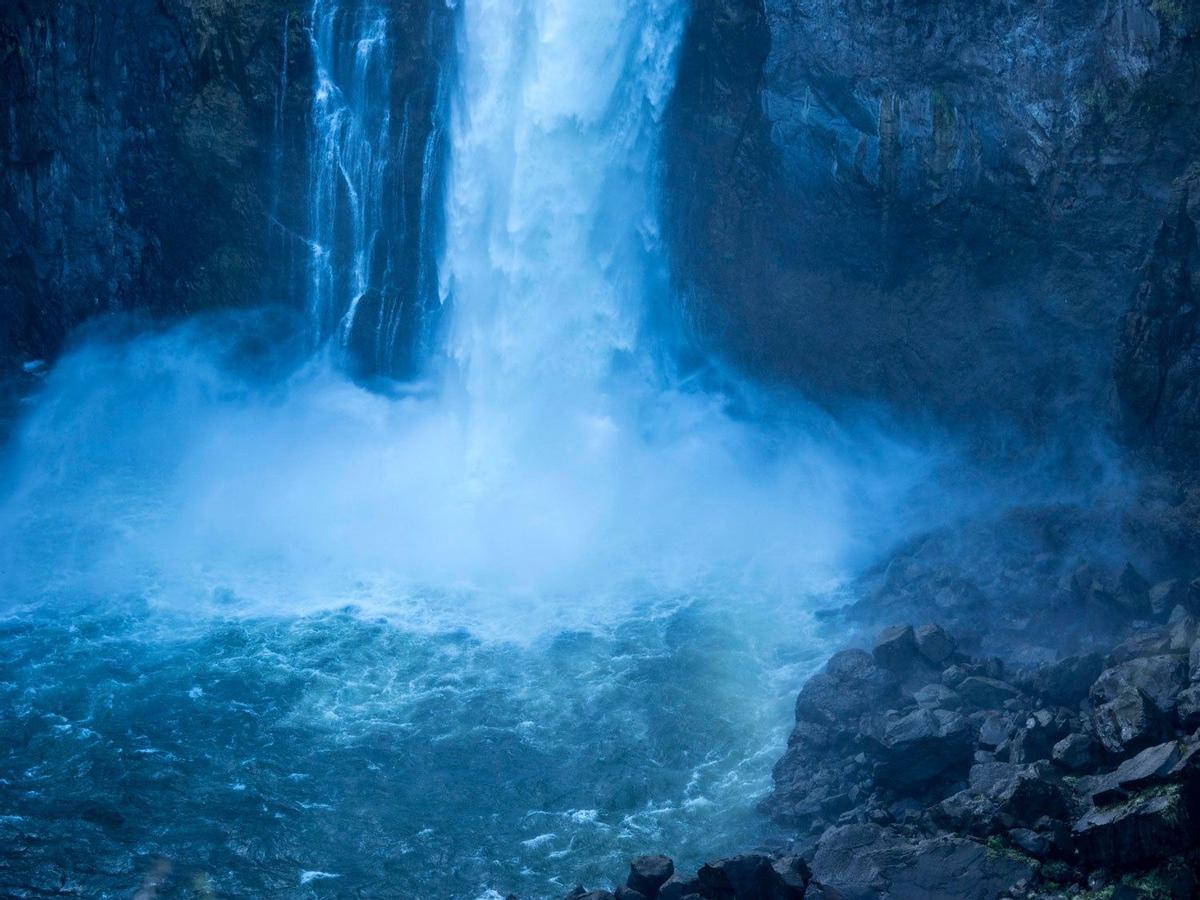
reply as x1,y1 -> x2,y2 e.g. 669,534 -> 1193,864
562,617 -> 1200,900
628,855 -> 676,898
1073,782 -> 1200,870
809,824 -> 1035,900
1115,163 -> 1200,470
666,0 -> 1200,445
0,0 -> 447,398
0,1 -> 303,374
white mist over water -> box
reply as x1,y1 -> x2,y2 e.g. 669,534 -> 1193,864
0,0 -> 928,640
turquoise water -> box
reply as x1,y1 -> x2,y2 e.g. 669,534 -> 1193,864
1,596 -> 828,898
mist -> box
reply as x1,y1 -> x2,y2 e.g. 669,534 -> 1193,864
0,309 -> 933,643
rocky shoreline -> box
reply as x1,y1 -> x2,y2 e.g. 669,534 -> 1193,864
557,571 -> 1200,899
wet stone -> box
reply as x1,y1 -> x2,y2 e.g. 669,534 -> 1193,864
873,624 -> 919,672
627,856 -> 674,898
915,624 -> 957,666
1051,732 -> 1095,772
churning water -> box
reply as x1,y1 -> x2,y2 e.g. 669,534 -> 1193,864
0,1 -> 928,897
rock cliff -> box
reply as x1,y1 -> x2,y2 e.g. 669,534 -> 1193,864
666,0 -> 1200,449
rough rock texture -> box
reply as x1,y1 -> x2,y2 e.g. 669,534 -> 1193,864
1115,163 -> 1200,469
0,0 -> 447,408
564,618 -> 1200,899
0,1 -> 301,372
666,0 -> 1200,448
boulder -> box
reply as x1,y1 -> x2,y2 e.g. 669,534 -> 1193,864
656,875 -> 702,900
802,885 -> 846,900
935,761 -> 1069,837
696,853 -> 808,899
912,683 -> 961,710
1073,783 -> 1199,869
872,625 -> 919,672
1019,653 -> 1103,705
1191,637 -> 1200,682
958,677 -> 1022,708
1167,606 -> 1198,651
914,624 -> 957,666
795,650 -> 900,726
1006,708 -> 1069,764
1179,685 -> 1200,730
976,711 -> 1015,750
1089,686 -> 1169,755
565,889 -> 616,900
616,890 -> 648,900
810,824 -> 1034,900
1006,827 -> 1050,859
770,857 -> 811,897
1089,655 -> 1189,717
1089,741 -> 1186,805
1114,563 -> 1151,616
1051,733 -> 1095,772
875,708 -> 973,789
627,856 -> 674,898
1149,579 -> 1188,618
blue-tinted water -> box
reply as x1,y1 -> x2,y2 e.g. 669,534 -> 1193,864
1,596 -> 829,898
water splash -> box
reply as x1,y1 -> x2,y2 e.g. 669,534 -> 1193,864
0,0 -> 931,632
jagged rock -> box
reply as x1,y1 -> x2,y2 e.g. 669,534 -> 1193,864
1090,655 -> 1189,717
977,711 -> 1016,750
1072,783 -> 1199,869
935,761 -> 1069,837
1107,631 -> 1173,665
1114,563 -> 1152,616
875,708 -> 973,789
873,625 -> 919,672
1071,563 -> 1106,606
913,683 -> 961,710
657,874 -> 703,900
695,854 -> 808,899
627,856 -> 674,898
1149,579 -> 1188,618
1090,686 -> 1170,755
1167,605 -> 1198,652
615,889 -> 648,900
1190,637 -> 1200,681
1019,653 -> 1103,706
1179,685 -> 1200,730
1089,740 -> 1189,804
810,824 -> 1034,900
1006,708 -> 1070,764
914,624 -> 957,666
1051,733 -> 1095,772
958,676 -> 1022,708
770,857 -> 811,896
795,650 -> 900,726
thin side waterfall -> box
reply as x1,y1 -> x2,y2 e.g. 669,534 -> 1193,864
306,0 -> 447,376
309,0 -> 392,349
438,0 -> 686,412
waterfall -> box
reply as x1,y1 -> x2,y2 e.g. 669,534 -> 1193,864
308,0 -> 393,352
438,0 -> 686,412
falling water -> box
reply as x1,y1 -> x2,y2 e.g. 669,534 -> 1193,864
307,0 -> 447,375
439,0 -> 685,410
308,0 -> 393,348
